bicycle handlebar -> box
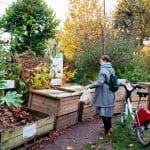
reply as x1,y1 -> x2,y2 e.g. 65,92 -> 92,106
119,83 -> 145,91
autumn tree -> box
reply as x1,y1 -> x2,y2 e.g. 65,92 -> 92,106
114,0 -> 150,44
57,0 -> 104,60
0,0 -> 59,55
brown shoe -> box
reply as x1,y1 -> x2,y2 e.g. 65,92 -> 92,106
108,128 -> 113,135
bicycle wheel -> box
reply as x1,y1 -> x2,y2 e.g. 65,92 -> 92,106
135,121 -> 150,146
120,100 -> 128,126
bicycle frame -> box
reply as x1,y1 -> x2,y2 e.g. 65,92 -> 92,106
122,83 -> 136,121
125,97 -> 135,121
120,83 -> 150,146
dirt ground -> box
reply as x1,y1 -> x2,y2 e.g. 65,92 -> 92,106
22,116 -> 114,150
45,117 -> 104,150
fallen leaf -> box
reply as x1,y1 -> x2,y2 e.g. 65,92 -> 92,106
128,143 -> 134,147
66,145 -> 73,150
91,144 -> 96,148
99,136 -> 104,140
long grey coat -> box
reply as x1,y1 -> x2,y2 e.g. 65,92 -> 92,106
89,63 -> 115,108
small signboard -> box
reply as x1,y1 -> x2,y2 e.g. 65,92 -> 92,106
23,124 -> 36,139
0,80 -> 15,89
50,52 -> 63,86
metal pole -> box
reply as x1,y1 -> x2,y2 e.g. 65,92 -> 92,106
102,0 -> 105,54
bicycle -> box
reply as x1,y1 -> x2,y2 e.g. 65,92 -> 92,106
120,83 -> 150,146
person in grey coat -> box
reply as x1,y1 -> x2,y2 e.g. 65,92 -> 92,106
85,55 -> 115,135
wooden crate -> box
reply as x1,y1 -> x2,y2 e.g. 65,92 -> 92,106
57,84 -> 96,122
28,89 -> 80,130
137,82 -> 150,109
28,89 -> 80,116
115,87 -> 125,101
55,111 -> 78,130
0,108 -> 54,150
78,102 -> 96,121
114,100 -> 123,114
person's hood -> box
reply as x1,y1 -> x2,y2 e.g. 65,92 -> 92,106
101,62 -> 112,69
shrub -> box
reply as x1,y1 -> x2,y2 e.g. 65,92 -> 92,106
74,46 -> 102,84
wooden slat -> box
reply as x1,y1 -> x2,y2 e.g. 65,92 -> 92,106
116,87 -> 125,101
29,92 -> 79,116
58,105 -> 79,116
55,111 -> 78,130
114,101 -> 123,114
2,124 -> 53,150
81,106 -> 96,121
78,102 -> 96,122
31,104 -> 57,114
59,95 -> 80,102
1,115 -> 54,142
0,108 -> 54,150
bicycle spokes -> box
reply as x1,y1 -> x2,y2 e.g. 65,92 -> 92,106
135,122 -> 150,146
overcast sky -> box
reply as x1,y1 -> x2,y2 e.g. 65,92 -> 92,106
0,0 -> 117,22
0,0 -> 117,39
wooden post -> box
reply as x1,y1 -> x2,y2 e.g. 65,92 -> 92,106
138,82 -> 150,110
0,89 -> 4,96
148,85 -> 150,110
78,102 -> 85,122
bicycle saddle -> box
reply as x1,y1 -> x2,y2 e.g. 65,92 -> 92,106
137,89 -> 149,97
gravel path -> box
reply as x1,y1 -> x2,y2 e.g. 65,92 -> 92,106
44,116 -> 112,150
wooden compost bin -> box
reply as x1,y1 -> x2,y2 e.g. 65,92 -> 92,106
115,86 -> 125,114
57,84 -> 96,121
28,89 -> 79,130
137,82 -> 150,110
115,84 -> 149,114
0,108 -> 54,150
78,101 -> 96,121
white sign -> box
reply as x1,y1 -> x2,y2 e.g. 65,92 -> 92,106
118,79 -> 126,84
51,78 -> 62,86
51,53 -> 63,78
0,80 -> 15,89
50,53 -> 63,86
23,124 -> 36,139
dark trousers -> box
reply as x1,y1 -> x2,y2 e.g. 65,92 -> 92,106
102,116 -> 112,134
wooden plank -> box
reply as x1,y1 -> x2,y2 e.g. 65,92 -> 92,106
59,95 -> 80,102
29,89 -> 64,99
58,99 -> 79,116
131,88 -> 148,101
31,94 -> 58,107
28,92 -> 33,108
0,108 -> 54,150
2,123 -> 53,150
31,99 -> 57,109
115,87 -> 125,101
78,102 -> 96,121
81,106 -> 96,121
131,101 -> 147,109
55,111 -> 78,130
58,105 -> 79,116
59,99 -> 79,107
137,82 -> 150,110
1,115 -> 54,142
114,101 -> 123,114
31,104 -> 57,114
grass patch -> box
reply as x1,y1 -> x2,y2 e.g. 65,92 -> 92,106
86,117 -> 150,150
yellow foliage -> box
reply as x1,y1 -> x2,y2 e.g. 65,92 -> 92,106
57,0 -> 104,61
141,46 -> 150,55
62,64 -> 76,83
27,63 -> 52,89
139,45 -> 150,72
